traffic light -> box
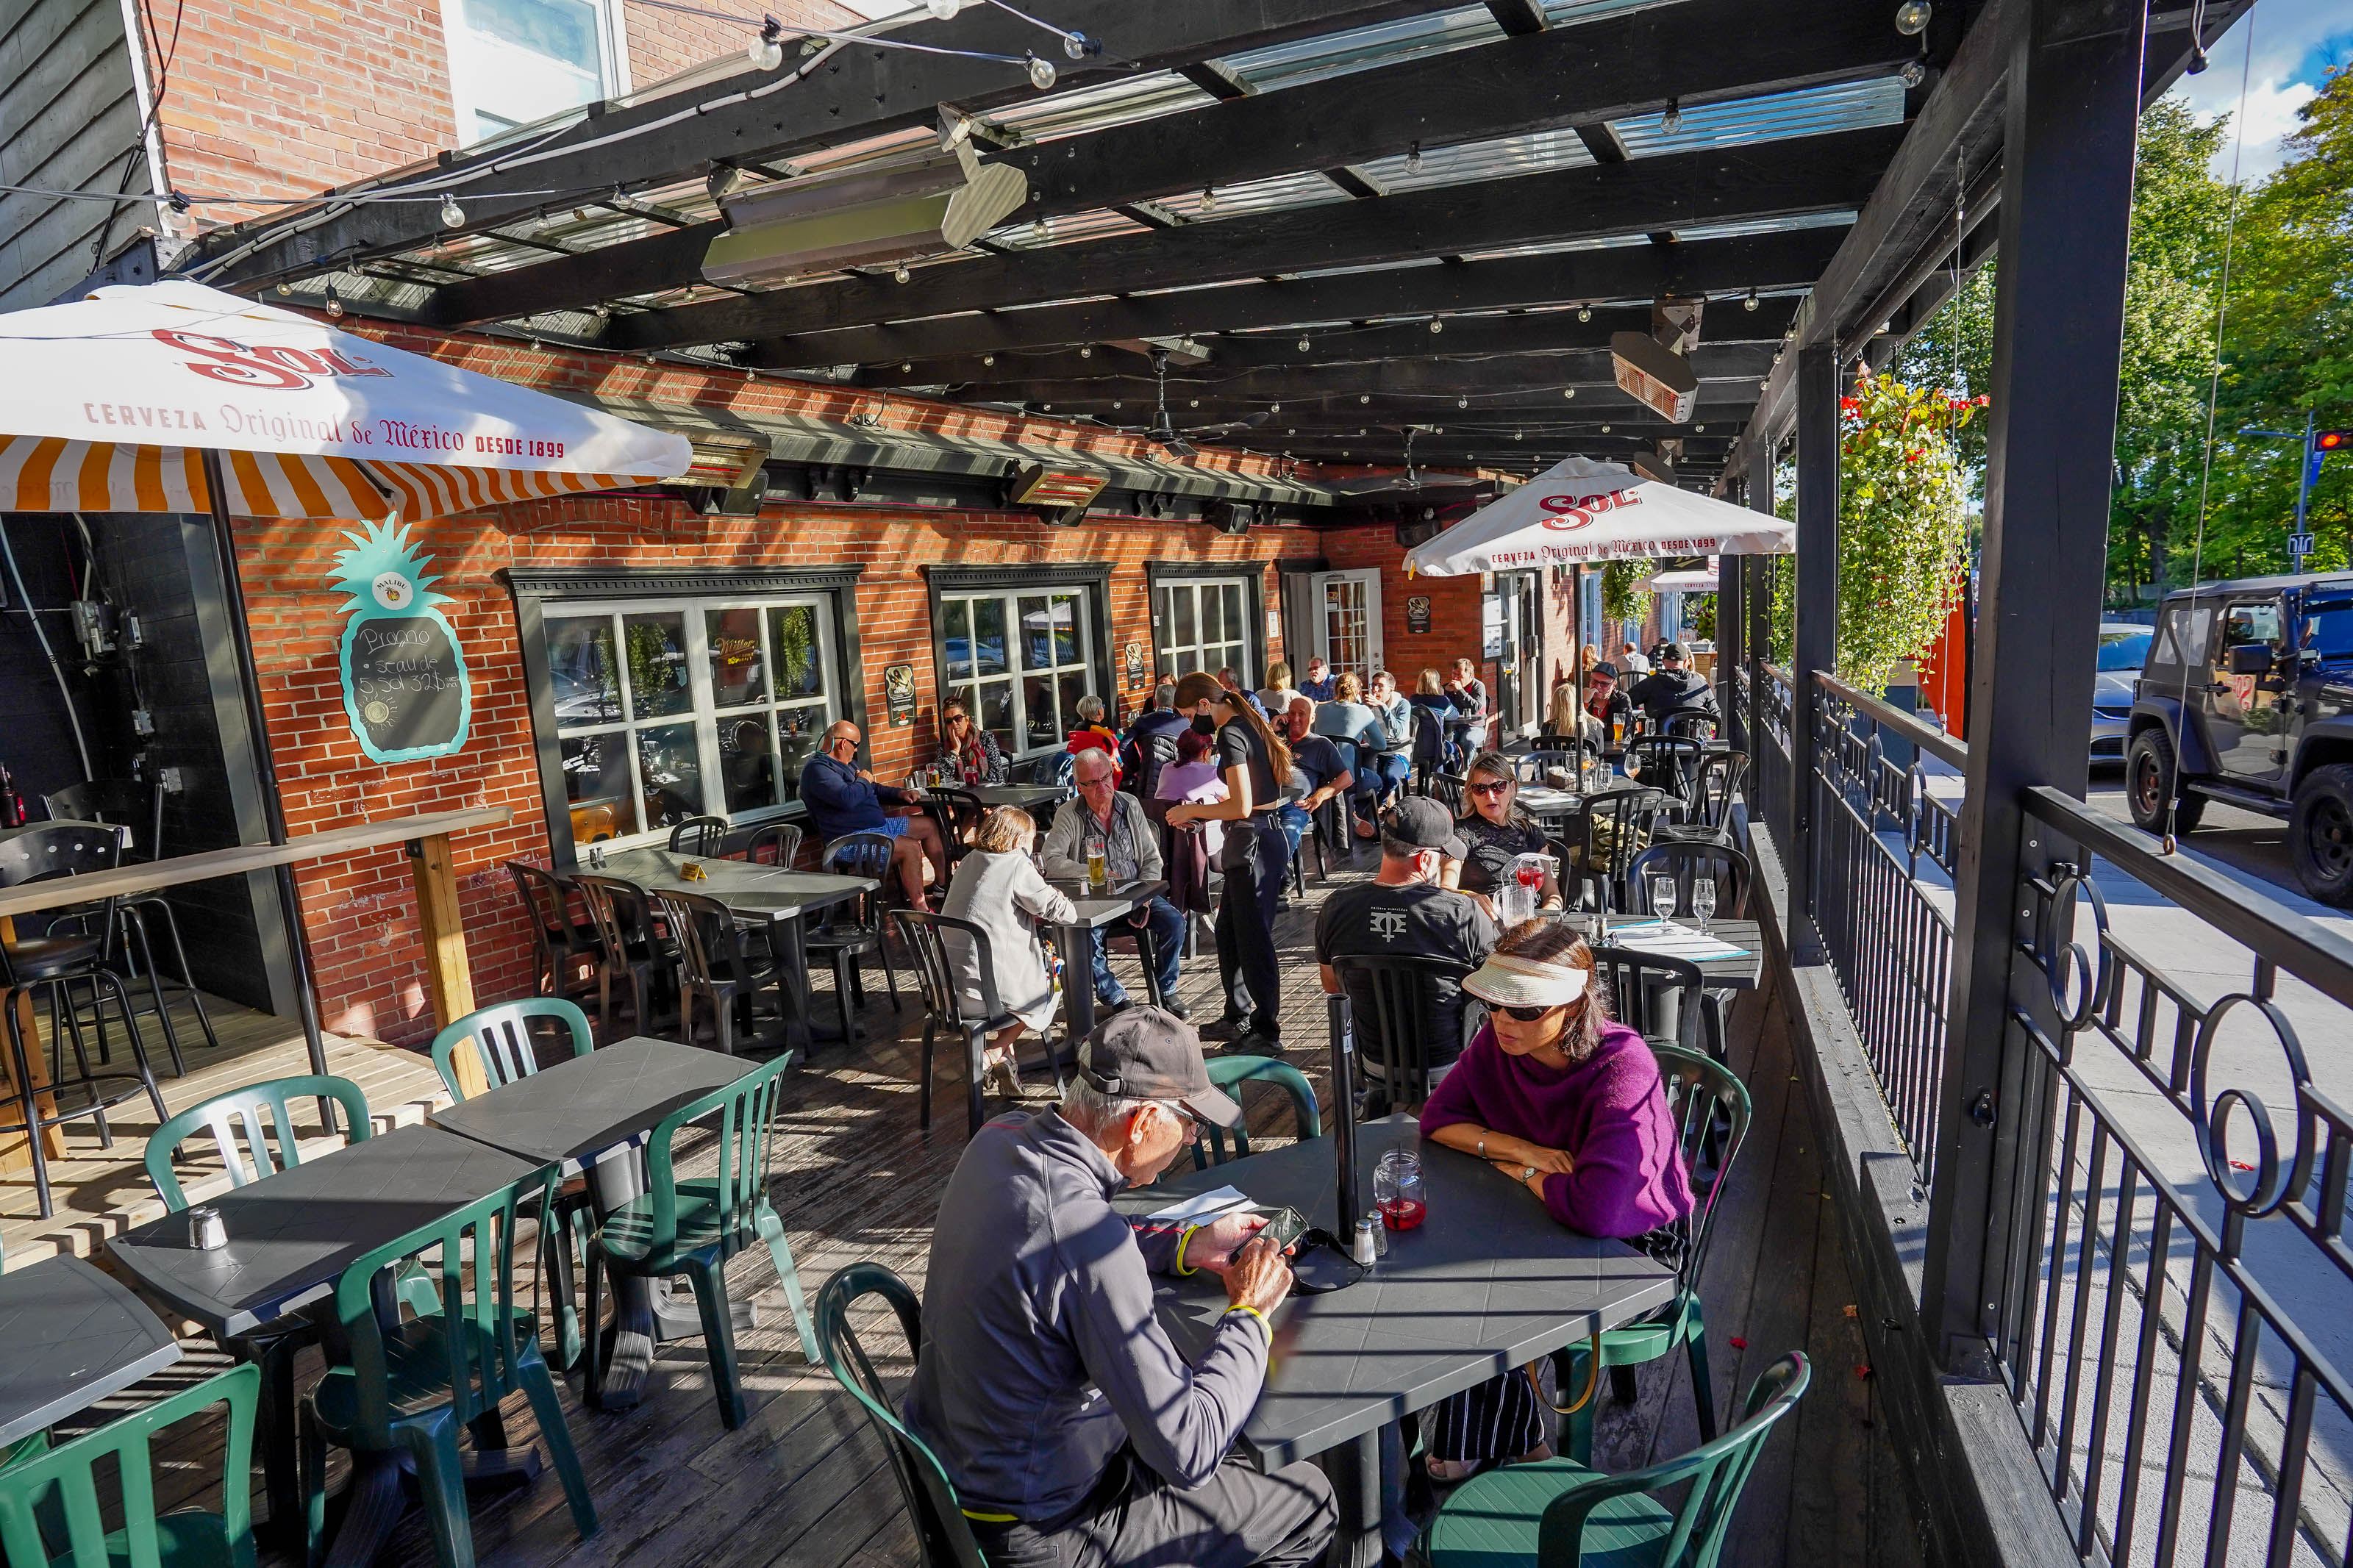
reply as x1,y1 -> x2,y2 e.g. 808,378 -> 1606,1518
2315,429 -> 2350,453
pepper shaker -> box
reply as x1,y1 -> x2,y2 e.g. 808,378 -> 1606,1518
1364,1209 -> 1390,1259
188,1205 -> 226,1250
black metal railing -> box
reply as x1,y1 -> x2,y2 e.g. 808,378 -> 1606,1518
1756,662 -> 1793,834
1807,672 -> 1962,1178
1999,787 -> 2353,1567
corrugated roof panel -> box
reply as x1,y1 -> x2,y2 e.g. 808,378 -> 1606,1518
1359,126 -> 1593,193
1613,78 -> 1906,158
1161,173 -> 1356,223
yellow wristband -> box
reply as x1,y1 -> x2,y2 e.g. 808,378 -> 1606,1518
1174,1225 -> 1198,1276
1224,1304 -> 1272,1344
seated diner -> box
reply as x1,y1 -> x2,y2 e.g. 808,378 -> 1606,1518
939,805 -> 1075,1097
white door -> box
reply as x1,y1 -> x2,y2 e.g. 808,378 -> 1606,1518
1313,569 -> 1383,684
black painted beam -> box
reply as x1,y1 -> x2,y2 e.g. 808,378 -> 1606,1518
947,346 -> 1772,404
184,0 -> 1456,290
754,226 -> 1843,368
617,126 -> 1901,348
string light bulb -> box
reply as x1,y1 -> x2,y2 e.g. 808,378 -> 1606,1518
1429,318 -> 1443,334
1660,99 -> 1683,134
924,0 -> 963,16
900,361 -> 912,372
1457,396 -> 1469,409
1600,423 -> 1611,433
1577,304 -> 1593,323
324,284 -> 344,318
1562,387 -> 1576,400
982,353 -> 995,365
1899,59 -> 1927,87
1270,402 -> 1281,413
1360,394 -> 1371,404
1405,140 -> 1423,176
1062,29 -> 1093,60
1199,186 -> 1218,212
1743,287 -> 1760,312
1026,54 -> 1057,90
893,262 -> 912,284
438,193 -> 465,228
276,282 -> 293,296
1297,336 -> 1311,352
747,18 -> 785,70
1895,0 -> 1930,34
1189,398 -> 1200,408
1079,346 -> 1092,358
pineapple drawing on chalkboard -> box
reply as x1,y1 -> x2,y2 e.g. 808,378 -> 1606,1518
332,520 -> 472,764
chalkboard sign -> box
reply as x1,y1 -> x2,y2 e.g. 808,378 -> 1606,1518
331,521 -> 473,763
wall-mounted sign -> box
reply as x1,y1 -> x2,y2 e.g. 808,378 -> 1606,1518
333,520 -> 471,764
1481,593 -> 1506,659
1406,595 -> 1432,634
1124,642 -> 1146,687
884,662 -> 918,726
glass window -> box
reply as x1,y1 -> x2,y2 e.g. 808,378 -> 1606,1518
938,587 -> 1097,758
1154,578 -> 1256,687
2094,628 -> 2151,672
2224,601 -> 2283,648
444,0 -> 619,146
546,593 -> 840,847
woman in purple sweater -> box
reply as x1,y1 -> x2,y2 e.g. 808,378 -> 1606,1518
1415,920 -> 1694,1481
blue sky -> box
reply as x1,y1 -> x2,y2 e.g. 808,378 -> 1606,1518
2176,0 -> 2353,179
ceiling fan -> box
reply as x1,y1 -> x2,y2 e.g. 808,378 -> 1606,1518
1143,348 -> 1267,456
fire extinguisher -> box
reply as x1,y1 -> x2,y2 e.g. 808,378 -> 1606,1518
0,764 -> 23,829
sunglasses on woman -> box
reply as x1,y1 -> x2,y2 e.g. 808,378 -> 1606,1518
1498,1003 -> 1560,1022
1468,779 -> 1513,797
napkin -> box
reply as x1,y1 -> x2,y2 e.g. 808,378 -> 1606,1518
1608,920 -> 1753,962
1143,1186 -> 1254,1225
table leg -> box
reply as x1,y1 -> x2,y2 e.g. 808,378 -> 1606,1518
771,914 -> 816,1053
1315,1429 -> 1383,1568
319,1452 -> 409,1568
587,1152 -> 657,1409
1057,924 -> 1096,1064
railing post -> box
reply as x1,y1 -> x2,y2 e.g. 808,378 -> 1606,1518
1788,346 -> 1840,923
1718,509 -> 1745,751
1746,456 -> 1776,774
1922,0 -> 2146,1375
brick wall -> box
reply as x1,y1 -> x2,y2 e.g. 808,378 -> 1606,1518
232,327 -> 1310,1046
1321,524 -> 1488,694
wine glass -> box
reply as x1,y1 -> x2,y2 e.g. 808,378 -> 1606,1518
1690,876 -> 1717,931
1649,873 -> 1679,920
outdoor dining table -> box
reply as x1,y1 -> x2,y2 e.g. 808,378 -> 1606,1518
596,848 -> 877,1048
1560,913 -> 1765,990
1115,1116 -> 1677,1567
1040,877 -> 1171,1050
965,781 -> 1074,812
107,1123 -> 549,1567
427,1035 -> 760,1409
0,1254 -> 181,1447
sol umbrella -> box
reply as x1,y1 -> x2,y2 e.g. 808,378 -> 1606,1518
1402,456 -> 1790,576
1645,563 -> 1723,593
0,280 -> 691,1073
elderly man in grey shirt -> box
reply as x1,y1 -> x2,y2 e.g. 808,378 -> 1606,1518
1043,747 -> 1189,1018
904,1009 -> 1335,1568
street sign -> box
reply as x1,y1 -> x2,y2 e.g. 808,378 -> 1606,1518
2289,533 -> 2316,557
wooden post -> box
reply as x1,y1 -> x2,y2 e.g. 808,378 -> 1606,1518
1788,344 -> 1841,922
404,834 -> 485,1098
0,916 -> 66,1167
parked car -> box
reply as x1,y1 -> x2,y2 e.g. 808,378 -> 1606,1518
2125,573 -> 2353,903
2091,622 -> 2152,762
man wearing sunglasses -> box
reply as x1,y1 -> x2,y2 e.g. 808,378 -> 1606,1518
1313,798 -> 1497,1111
906,1009 -> 1335,1568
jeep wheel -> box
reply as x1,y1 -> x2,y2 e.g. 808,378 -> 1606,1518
2291,765 -> 2353,906
2126,728 -> 2204,834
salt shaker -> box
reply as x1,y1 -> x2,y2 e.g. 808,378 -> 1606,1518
1351,1216 -> 1380,1267
188,1205 -> 226,1250
1364,1209 -> 1390,1259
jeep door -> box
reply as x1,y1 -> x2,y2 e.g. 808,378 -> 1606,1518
2215,596 -> 2289,781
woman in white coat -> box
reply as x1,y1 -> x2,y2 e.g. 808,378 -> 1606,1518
939,805 -> 1076,1096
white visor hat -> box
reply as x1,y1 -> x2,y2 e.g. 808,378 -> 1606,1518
1462,951 -> 1590,1010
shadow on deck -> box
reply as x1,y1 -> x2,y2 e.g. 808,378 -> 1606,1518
55,848 -> 1928,1567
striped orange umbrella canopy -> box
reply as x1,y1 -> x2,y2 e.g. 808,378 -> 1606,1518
0,280 -> 690,518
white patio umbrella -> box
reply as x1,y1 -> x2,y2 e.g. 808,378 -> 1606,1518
0,279 -> 690,1076
1402,457 -> 1790,577
1645,564 -> 1723,593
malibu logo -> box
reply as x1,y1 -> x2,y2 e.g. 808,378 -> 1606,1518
153,329 -> 393,392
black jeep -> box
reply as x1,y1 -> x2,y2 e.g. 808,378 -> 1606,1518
2126,573 -> 2353,903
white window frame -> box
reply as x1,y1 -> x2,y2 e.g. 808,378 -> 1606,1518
1153,576 -> 1257,688
443,0 -> 631,147
546,593 -> 839,848
937,586 -> 1099,760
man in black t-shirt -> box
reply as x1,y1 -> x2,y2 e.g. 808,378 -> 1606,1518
1315,799 -> 1497,1108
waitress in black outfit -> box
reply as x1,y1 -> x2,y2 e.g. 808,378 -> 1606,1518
1165,667 -> 1294,1054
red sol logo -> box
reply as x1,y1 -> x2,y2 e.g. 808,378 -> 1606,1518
152,329 -> 392,391
1537,488 -> 1644,531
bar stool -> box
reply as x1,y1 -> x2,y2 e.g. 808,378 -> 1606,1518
0,823 -> 171,1217
40,778 -> 213,1071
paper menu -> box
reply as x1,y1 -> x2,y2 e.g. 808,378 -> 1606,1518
1606,920 -> 1753,962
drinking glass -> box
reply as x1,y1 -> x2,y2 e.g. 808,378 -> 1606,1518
1085,833 -> 1108,889
1374,1148 -> 1426,1231
1690,876 -> 1718,930
1649,873 -> 1679,920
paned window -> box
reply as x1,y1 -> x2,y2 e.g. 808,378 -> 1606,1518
938,588 -> 1096,758
445,0 -> 624,145
546,596 -> 837,843
1154,578 -> 1253,686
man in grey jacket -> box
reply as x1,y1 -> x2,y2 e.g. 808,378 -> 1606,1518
904,1011 -> 1334,1567
1043,748 -> 1188,1018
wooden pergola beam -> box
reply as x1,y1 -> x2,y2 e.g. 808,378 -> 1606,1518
937,344 -> 1774,403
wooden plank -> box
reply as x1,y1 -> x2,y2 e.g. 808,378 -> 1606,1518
626,128 -> 1903,350
0,806 -> 509,920
404,831 -> 479,1048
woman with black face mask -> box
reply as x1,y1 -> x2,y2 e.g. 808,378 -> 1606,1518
1164,669 -> 1294,1053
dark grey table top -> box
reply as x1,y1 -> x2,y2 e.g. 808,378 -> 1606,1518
594,849 -> 875,920
0,1256 -> 182,1445
966,783 -> 1073,809
1562,913 -> 1764,989
429,1037 -> 755,1165
1113,1117 -> 1676,1467
1043,878 -> 1170,931
107,1125 -> 546,1338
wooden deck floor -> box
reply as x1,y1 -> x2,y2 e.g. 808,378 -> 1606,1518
51,842 -> 1927,1567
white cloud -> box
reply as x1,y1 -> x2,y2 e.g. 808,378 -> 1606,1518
2175,0 -> 2353,179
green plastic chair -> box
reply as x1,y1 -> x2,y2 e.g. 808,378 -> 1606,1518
814,1263 -> 988,1568
1420,1352 -> 1809,1567
299,1171 -> 596,1568
429,998 -> 598,1372
428,997 -> 593,1100
584,1050 -> 819,1428
0,1361 -> 259,1568
1553,1043 -> 1752,1465
1191,1055 -> 1322,1168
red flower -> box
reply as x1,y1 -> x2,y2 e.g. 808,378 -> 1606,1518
1839,397 -> 1860,412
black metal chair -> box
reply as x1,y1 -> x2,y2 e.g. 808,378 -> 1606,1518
1329,953 -> 1475,1112
1627,841 -> 1754,1068
1568,784 -> 1669,912
1654,749 -> 1752,846
1665,711 -> 1721,741
813,833 -> 904,1045
1427,770 -> 1467,818
507,860 -> 600,1009
923,788 -> 988,870
41,779 -> 212,1070
668,815 -> 730,856
742,820 -> 804,868
1625,735 -> 1707,812
653,889 -> 790,1056
1589,944 -> 1704,1053
0,823 -> 170,1217
890,909 -> 1019,1136
571,873 -> 676,1034
1513,747 -> 1585,788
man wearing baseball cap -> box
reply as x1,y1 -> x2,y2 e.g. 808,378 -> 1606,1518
1627,640 -> 1720,730
904,1008 -> 1335,1567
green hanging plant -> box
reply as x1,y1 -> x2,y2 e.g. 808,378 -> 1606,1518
1601,558 -> 1649,623
1773,373 -> 1980,695
1687,593 -> 1716,642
